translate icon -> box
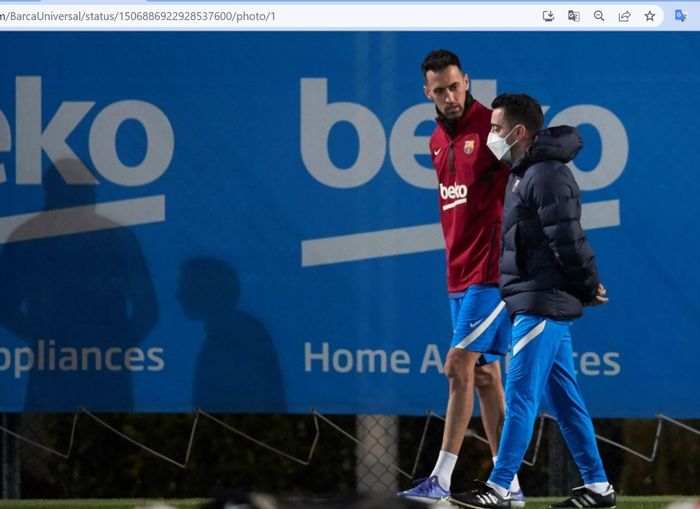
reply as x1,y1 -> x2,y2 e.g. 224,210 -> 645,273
543,10 -> 555,22
675,9 -> 687,21
568,10 -> 581,21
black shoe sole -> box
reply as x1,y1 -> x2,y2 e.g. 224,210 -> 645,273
447,497 -> 510,509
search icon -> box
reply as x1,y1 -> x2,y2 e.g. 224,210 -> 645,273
594,10 -> 605,21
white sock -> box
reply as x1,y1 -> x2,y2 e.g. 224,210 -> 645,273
486,480 -> 510,498
430,450 -> 458,491
585,482 -> 611,494
492,455 -> 521,493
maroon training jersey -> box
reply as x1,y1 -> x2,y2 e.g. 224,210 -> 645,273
430,100 -> 509,293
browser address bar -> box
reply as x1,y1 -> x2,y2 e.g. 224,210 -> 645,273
0,4 -> 664,29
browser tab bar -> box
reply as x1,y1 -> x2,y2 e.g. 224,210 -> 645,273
0,3 -> 666,30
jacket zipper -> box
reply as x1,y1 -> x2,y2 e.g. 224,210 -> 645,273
448,140 -> 455,176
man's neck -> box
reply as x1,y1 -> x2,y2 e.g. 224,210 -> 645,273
511,141 -> 533,165
437,94 -> 473,137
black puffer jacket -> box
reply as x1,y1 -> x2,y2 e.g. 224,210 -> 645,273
500,126 -> 599,319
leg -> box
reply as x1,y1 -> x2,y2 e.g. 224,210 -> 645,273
409,286 -> 508,497
475,360 -> 505,457
442,348 -> 483,453
397,347 -> 480,499
545,325 -> 608,485
442,287 -> 507,455
488,316 -> 559,490
475,359 -> 524,501
475,300 -> 512,456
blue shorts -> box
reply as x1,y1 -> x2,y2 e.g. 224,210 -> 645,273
449,284 -> 511,366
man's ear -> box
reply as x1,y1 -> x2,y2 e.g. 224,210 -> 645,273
464,73 -> 470,92
423,85 -> 432,101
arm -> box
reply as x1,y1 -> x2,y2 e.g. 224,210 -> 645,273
529,164 -> 601,304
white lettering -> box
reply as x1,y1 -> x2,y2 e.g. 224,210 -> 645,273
356,349 -> 387,373
390,350 -> 411,374
0,348 -> 11,371
548,105 -> 628,191
124,347 -> 145,371
147,347 -> 165,371
89,100 -> 174,186
305,342 -> 415,374
332,348 -> 354,373
420,344 -> 444,374
48,339 -> 56,370
301,78 -> 386,188
5,76 -> 172,188
58,347 -> 78,371
16,76 -> 96,185
0,344 -> 164,376
579,351 -> 601,375
603,352 -> 621,376
81,347 -> 102,370
302,79 -> 625,202
37,339 -> 45,370
14,347 -> 34,378
389,103 -> 435,189
573,351 -> 621,376
305,341 -> 330,372
105,347 -> 122,371
439,183 -> 468,200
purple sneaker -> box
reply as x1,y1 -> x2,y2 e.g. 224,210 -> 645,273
397,475 -> 450,502
511,488 -> 526,508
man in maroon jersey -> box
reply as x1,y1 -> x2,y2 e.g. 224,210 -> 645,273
397,49 -> 523,505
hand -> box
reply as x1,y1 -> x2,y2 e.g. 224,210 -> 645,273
587,283 -> 609,306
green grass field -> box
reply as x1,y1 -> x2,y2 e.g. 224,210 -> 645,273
0,497 -> 695,509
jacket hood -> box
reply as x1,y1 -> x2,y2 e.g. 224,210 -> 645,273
512,125 -> 583,172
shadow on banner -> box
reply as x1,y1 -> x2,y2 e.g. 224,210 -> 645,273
0,159 -> 158,411
178,257 -> 286,412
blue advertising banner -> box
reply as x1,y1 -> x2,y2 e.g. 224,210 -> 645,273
0,32 -> 697,417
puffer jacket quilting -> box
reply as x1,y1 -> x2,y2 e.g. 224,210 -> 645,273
500,126 -> 599,319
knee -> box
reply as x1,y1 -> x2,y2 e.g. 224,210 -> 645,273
444,351 -> 474,388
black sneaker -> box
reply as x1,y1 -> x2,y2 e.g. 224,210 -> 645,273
448,480 -> 512,509
549,485 -> 616,509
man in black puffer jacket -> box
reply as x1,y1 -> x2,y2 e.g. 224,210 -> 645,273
448,94 -> 616,509
499,123 -> 599,319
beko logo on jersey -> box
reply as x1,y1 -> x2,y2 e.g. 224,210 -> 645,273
0,76 -> 173,244
300,78 -> 627,267
439,183 -> 468,210
439,183 -> 468,200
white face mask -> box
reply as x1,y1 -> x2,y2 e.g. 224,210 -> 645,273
487,126 -> 519,164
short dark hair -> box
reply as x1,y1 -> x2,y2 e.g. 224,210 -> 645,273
421,49 -> 462,77
491,93 -> 544,135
